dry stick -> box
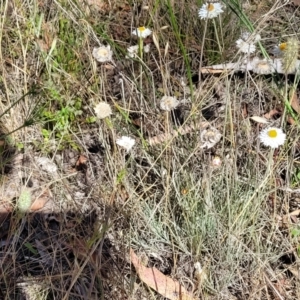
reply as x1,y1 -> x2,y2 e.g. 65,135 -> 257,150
146,121 -> 210,146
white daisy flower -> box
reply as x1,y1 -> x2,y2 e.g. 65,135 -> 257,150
236,39 -> 256,54
132,27 -> 152,39
250,57 -> 275,74
259,127 -> 286,148
198,2 -> 224,19
273,42 -> 287,57
160,96 -> 179,111
116,136 -> 135,152
92,45 -> 113,62
94,102 -> 112,119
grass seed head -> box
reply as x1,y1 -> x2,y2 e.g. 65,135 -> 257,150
17,189 -> 32,213
282,37 -> 299,73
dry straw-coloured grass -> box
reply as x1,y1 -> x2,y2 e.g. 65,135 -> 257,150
1,0 -> 300,299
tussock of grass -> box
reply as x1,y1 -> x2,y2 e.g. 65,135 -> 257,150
1,0 -> 300,299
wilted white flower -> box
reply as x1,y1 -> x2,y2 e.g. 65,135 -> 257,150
92,45 -> 113,62
132,27 -> 152,39
116,136 -> 135,152
144,44 -> 151,53
250,57 -> 274,74
241,31 -> 261,42
200,127 -> 222,149
236,39 -> 256,54
211,156 -> 222,168
126,44 -> 150,58
259,127 -> 286,148
273,42 -> 287,57
198,2 -> 224,19
241,31 -> 251,41
127,45 -> 139,58
160,96 -> 179,111
94,102 -> 112,119
254,34 -> 261,42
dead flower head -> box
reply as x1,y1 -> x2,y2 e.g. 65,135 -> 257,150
160,96 -> 179,111
94,102 -> 112,119
92,45 -> 113,62
116,136 -> 135,152
200,127 -> 222,149
250,57 -> 275,74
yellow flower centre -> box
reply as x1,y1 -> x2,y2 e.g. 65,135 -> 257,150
279,43 -> 287,51
267,129 -> 278,138
97,48 -> 108,57
208,4 -> 215,11
138,26 -> 146,32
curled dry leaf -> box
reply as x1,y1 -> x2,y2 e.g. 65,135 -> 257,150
30,189 -> 50,211
292,0 -> 300,6
130,249 -> 195,300
250,116 -> 269,124
287,116 -> 296,125
290,89 -> 300,113
264,109 -> 280,119
75,154 -> 88,169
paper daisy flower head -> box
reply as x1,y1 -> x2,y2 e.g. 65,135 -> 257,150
94,102 -> 112,119
250,57 -> 274,74
259,127 -> 286,148
198,2 -> 224,19
160,96 -> 179,111
116,136 -> 135,152
132,27 -> 152,39
92,45 -> 113,62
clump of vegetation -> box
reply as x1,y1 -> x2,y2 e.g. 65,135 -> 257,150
1,0 -> 300,299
